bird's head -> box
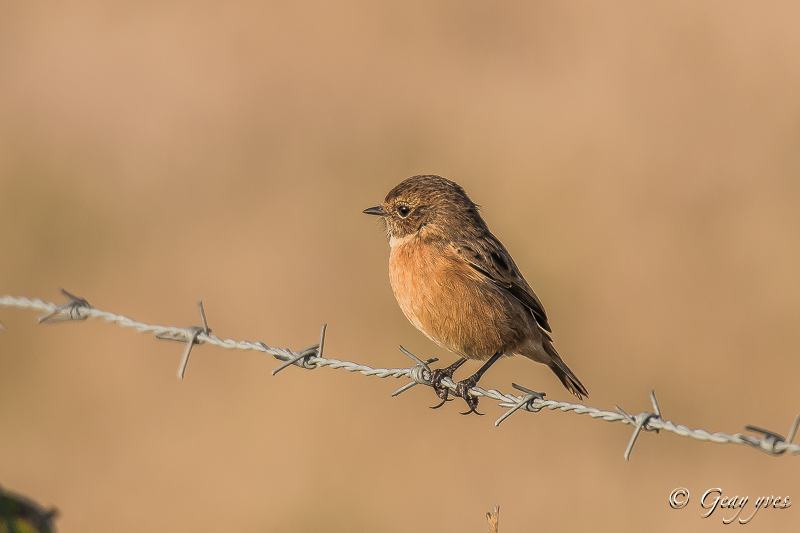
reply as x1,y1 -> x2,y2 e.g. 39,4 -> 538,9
363,175 -> 484,242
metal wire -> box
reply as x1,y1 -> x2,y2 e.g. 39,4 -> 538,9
2,290 -> 799,460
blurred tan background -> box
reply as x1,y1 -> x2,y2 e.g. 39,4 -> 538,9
1,1 -> 799,531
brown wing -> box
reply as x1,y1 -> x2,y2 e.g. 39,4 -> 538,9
453,235 -> 553,336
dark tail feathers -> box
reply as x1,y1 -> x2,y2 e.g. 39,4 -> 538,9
545,344 -> 588,400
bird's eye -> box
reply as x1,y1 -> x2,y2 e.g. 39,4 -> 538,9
397,205 -> 411,218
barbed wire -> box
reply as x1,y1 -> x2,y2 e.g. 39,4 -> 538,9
1,290 -> 799,461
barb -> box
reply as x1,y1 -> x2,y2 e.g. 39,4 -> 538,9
153,301 -> 211,380
494,383 -> 545,427
743,413 -> 800,455
38,288 -> 92,323
391,345 -> 438,397
1,292 -> 799,460
271,324 -> 326,375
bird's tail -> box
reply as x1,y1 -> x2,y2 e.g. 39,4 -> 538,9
522,340 -> 588,400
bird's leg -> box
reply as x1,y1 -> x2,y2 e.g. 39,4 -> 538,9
429,357 -> 468,409
454,352 -> 503,415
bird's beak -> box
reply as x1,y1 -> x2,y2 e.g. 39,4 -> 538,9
362,205 -> 387,216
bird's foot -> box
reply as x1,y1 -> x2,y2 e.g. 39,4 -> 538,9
453,352 -> 503,415
429,360 -> 483,415
454,375 -> 482,416
430,352 -> 503,415
429,358 -> 467,409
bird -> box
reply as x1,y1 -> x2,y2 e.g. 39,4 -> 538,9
363,175 -> 587,414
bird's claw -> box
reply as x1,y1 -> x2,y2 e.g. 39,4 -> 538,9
430,364 -> 459,408
456,379 -> 483,415
429,360 -> 483,415
429,397 -> 453,410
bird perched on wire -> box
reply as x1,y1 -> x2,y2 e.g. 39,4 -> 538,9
364,175 -> 587,414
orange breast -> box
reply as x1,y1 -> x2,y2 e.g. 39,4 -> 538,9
388,240 -> 531,359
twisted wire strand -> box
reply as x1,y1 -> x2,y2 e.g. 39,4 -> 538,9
1,293 -> 798,459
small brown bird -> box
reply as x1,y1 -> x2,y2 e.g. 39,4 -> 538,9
364,175 -> 587,413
